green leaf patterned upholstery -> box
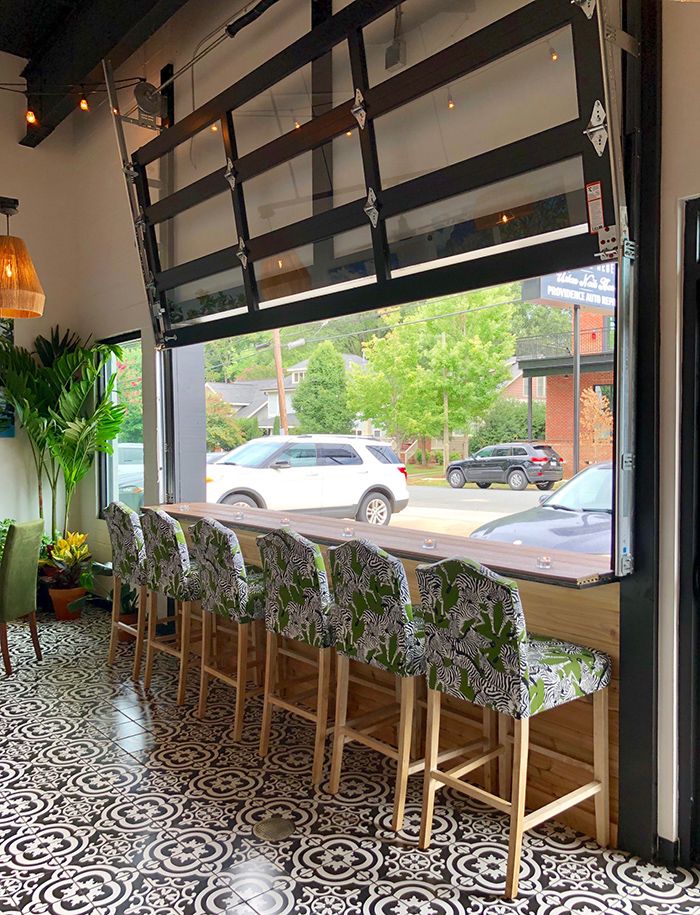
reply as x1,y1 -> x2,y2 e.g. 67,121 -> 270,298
189,517 -> 265,623
141,508 -> 201,602
329,539 -> 424,677
416,557 -> 611,719
104,501 -> 148,587
257,527 -> 332,649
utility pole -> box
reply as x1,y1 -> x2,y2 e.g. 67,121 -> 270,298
273,327 -> 289,435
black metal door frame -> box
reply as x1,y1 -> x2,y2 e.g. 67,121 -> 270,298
678,197 -> 700,866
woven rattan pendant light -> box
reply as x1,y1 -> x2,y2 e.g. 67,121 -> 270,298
0,198 -> 45,319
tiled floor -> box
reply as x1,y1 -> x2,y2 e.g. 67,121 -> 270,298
1,610 -> 699,915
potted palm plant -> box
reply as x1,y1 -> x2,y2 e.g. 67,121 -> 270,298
43,532 -> 94,620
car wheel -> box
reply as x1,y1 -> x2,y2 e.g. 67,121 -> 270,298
536,481 -> 555,491
357,492 -> 392,525
507,469 -> 528,491
448,469 -> 465,489
221,493 -> 258,508
476,482 -> 492,489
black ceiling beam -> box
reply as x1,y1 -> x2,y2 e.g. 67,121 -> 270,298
20,0 -> 190,147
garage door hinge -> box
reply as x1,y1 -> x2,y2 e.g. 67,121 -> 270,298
235,237 -> 249,269
224,158 -> 237,191
351,89 -> 366,130
621,453 -> 635,471
583,100 -> 608,157
363,188 -> 380,228
619,554 -> 634,575
571,0 -> 596,20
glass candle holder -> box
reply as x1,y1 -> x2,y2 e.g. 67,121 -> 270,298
341,526 -> 354,539
233,510 -> 245,521
537,555 -> 552,570
422,537 -> 437,551
280,517 -> 290,525
179,503 -> 190,512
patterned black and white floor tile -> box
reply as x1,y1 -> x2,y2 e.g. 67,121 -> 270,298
1,609 -> 699,915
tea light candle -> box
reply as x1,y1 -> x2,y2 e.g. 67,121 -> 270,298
537,555 -> 552,570
341,526 -> 354,539
422,537 -> 437,551
280,517 -> 290,525
233,510 -> 245,521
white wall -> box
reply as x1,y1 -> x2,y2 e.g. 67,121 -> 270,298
0,52 -> 78,526
657,0 -> 700,845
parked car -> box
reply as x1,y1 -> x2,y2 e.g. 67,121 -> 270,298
117,442 -> 145,511
469,462 -> 612,554
205,435 -> 409,525
446,442 -> 564,491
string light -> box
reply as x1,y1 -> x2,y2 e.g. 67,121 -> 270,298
549,46 -> 559,62
447,89 -> 455,110
79,92 -> 89,111
210,123 -> 219,132
501,213 -> 509,224
25,109 -> 37,125
345,130 -> 352,137
294,119 -> 301,129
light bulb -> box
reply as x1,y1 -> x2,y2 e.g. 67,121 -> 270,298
501,213 -> 509,224
211,123 -> 219,132
549,47 -> 559,62
25,109 -> 37,125
4,263 -> 12,279
277,259 -> 283,269
79,96 -> 89,112
294,119 -> 301,129
112,107 -> 119,115
447,91 -> 455,110
346,130 -> 352,137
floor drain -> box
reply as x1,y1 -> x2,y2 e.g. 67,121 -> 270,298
252,816 -> 295,841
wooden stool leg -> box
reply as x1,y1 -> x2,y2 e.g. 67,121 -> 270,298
0,622 -> 11,676
177,601 -> 192,706
212,613 -> 219,667
505,717 -> 530,900
329,654 -> 349,795
483,708 -> 498,794
311,647 -> 331,786
252,619 -> 264,686
418,688 -> 441,849
144,590 -> 158,690
593,689 -> 610,847
197,609 -> 212,719
132,585 -> 148,680
233,622 -> 250,742
392,675 -> 416,831
498,714 -> 512,801
108,576 -> 122,664
28,611 -> 42,661
259,631 -> 277,759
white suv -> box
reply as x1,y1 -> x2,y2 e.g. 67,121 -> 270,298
205,435 -> 409,525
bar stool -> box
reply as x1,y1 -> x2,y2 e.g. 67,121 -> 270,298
190,517 -> 266,739
416,557 -> 612,900
257,527 -> 333,785
104,501 -> 149,679
327,539 -> 426,831
141,508 -> 202,705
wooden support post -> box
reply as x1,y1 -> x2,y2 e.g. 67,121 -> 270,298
418,689 -> 442,849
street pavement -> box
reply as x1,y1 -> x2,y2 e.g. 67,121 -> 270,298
390,484 -> 542,536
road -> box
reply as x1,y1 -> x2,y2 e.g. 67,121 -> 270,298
390,485 -> 542,536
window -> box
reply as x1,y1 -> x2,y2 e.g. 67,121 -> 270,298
291,371 -> 306,385
493,447 -> 512,457
267,392 -> 294,417
99,336 -> 143,514
221,440 -> 280,467
278,443 -> 317,466
318,444 -> 362,465
368,445 -> 401,465
475,447 -> 495,458
512,447 -> 528,456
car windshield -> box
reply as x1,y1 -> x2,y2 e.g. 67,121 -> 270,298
220,440 -> 282,468
544,465 -> 612,513
118,445 -> 143,465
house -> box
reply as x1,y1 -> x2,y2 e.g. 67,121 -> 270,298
206,353 -> 371,434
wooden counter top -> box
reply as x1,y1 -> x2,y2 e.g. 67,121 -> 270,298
148,502 -> 614,590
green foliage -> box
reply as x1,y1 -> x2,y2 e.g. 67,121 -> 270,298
115,343 -> 143,444
292,342 -> 354,434
348,289 -> 515,447
470,398 -> 546,455
205,391 -> 246,451
511,302 -> 571,340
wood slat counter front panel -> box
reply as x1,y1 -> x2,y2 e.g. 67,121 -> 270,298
153,503 -> 620,840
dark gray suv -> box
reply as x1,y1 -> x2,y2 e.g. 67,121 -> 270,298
446,442 -> 564,491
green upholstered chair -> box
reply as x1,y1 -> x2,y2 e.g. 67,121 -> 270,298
416,557 -> 612,900
189,517 -> 266,738
256,527 -> 333,785
104,501 -> 149,679
327,539 -> 425,831
141,508 -> 202,705
0,520 -> 44,676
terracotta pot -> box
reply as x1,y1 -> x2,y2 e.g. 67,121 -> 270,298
49,587 -> 85,621
118,613 -> 138,642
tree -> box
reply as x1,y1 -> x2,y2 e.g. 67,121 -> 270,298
511,301 -> 571,340
470,399 -> 546,455
580,387 -> 614,461
348,289 -> 515,462
293,342 -> 354,434
205,392 -> 246,451
116,343 -> 143,444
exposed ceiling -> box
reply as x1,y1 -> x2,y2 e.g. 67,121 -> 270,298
0,0 -> 191,146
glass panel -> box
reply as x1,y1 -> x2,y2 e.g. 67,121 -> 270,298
375,26 -> 577,190
386,158 -> 586,276
102,340 -> 144,511
256,225 -> 375,305
159,193 -> 236,268
244,132 -> 365,237
233,47 -> 353,156
145,123 -> 228,195
167,267 -> 247,327
363,0 -> 536,86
